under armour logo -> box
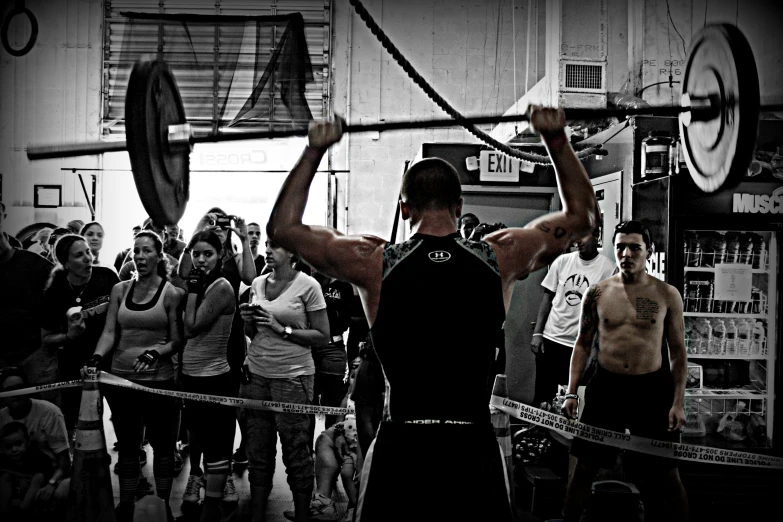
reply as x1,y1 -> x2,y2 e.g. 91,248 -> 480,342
428,250 -> 451,262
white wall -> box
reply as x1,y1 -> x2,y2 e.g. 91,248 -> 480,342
1,0 -> 103,235
330,0 -> 546,237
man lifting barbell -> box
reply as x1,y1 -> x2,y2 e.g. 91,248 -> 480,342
265,105 -> 599,522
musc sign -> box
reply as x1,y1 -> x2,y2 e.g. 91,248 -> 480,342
732,187 -> 783,214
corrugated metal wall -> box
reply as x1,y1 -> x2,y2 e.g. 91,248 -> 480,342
103,0 -> 331,138
0,0 -> 104,233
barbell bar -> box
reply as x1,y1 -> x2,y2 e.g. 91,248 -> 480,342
22,23 -> 781,226
27,103 -> 721,161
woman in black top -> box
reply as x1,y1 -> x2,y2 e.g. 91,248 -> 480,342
40,234 -> 119,433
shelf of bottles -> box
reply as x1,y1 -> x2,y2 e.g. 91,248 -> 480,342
681,230 -> 776,446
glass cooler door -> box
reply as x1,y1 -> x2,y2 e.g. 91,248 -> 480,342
681,230 -> 777,447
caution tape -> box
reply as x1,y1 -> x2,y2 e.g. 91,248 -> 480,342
99,372 -> 354,416
4,377 -> 781,468
490,395 -> 783,470
0,372 -> 354,416
0,379 -> 83,398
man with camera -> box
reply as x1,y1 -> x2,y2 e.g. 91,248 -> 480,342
0,201 -> 60,401
265,107 -> 598,521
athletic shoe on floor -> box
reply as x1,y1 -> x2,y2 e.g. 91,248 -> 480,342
232,447 -> 248,465
222,475 -> 239,503
283,493 -> 339,521
341,507 -> 355,522
182,474 -> 202,503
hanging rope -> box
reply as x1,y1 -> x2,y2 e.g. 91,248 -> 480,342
347,0 -> 602,165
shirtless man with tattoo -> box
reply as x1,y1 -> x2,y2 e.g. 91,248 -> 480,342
561,220 -> 688,522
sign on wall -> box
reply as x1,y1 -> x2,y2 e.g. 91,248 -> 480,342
732,186 -> 783,214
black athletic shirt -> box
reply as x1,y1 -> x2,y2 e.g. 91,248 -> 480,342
370,233 -> 505,424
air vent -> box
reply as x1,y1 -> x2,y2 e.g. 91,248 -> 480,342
565,63 -> 602,90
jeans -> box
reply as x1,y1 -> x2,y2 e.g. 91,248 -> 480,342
240,373 -> 314,493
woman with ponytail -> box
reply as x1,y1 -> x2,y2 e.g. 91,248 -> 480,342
40,234 -> 119,434
84,230 -> 184,522
178,230 -> 236,520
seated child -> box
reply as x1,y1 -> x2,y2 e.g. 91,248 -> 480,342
285,415 -> 360,522
0,422 -> 55,521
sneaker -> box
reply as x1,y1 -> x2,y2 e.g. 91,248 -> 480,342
222,475 -> 239,503
284,493 -> 340,521
341,507 -> 355,522
232,447 -> 248,465
173,450 -> 184,475
182,474 -> 202,503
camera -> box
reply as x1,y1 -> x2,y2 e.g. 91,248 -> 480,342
209,215 -> 235,229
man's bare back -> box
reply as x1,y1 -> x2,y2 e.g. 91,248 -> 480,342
592,274 -> 679,374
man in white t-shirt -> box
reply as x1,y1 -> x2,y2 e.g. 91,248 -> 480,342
0,367 -> 71,509
531,227 -> 616,407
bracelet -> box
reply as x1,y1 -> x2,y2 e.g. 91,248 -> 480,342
532,333 -> 543,338
563,393 -> 579,401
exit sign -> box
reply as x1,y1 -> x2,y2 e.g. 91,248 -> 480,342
479,150 -> 535,182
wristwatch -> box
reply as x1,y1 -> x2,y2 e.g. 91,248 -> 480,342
282,326 -> 293,339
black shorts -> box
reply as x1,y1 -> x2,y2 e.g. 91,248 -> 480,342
570,364 -> 680,471
357,421 -> 512,522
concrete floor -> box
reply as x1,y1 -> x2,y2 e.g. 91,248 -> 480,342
100,399 -> 548,522
101,399 -> 351,522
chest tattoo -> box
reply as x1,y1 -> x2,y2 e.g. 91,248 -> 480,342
635,297 -> 659,322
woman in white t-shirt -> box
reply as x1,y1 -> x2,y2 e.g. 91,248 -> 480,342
239,239 -> 329,522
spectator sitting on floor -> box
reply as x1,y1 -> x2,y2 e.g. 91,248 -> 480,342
284,416 -> 359,522
0,422 -> 56,521
0,368 -> 70,517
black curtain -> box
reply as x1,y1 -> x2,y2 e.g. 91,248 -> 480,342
115,12 -> 314,133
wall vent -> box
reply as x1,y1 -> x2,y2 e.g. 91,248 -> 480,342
558,57 -> 607,107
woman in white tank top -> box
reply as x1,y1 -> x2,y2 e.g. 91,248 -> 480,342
181,230 -> 237,520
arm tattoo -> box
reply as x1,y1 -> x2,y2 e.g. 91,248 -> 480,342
580,286 -> 601,333
636,297 -> 659,322
537,220 -> 568,239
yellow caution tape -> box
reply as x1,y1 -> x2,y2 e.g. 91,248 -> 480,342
490,395 -> 783,470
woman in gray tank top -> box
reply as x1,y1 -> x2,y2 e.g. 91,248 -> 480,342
180,230 -> 237,520
85,231 -> 185,521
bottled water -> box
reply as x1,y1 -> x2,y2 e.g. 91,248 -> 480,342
737,319 -> 751,356
700,318 -> 712,355
712,319 -> 726,355
725,319 -> 738,356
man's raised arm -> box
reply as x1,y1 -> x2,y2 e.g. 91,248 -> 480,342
266,118 -> 385,288
486,107 -> 599,294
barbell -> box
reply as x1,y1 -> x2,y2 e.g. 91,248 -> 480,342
25,23 -> 782,226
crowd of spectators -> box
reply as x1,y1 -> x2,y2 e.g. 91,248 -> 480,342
0,201 -> 377,522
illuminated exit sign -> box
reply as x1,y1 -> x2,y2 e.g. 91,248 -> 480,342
479,150 -> 534,182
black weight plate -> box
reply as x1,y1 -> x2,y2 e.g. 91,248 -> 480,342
680,24 -> 759,193
126,60 -> 189,226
